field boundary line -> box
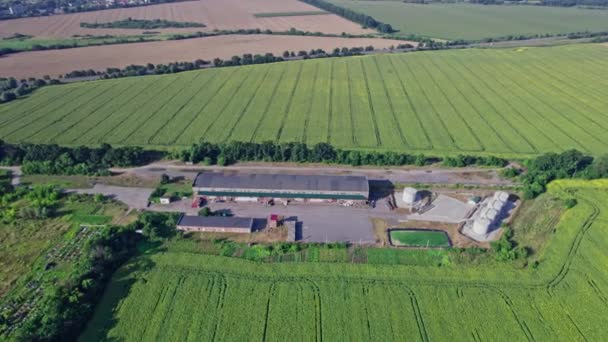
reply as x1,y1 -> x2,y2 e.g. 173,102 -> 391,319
223,66 -> 274,142
397,54 -> 457,148
385,55 -> 432,149
417,56 -> 484,151
358,59 -> 382,147
426,55 -> 512,153
118,72 -> 202,144
72,77 -> 160,144
495,56 -> 608,150
249,65 -> 288,142
276,63 -> 304,141
469,55 -> 579,152
47,82 -> 138,143
90,74 -> 182,144
326,60 -> 334,143
198,69 -> 256,140
302,63 -> 320,144
171,69 -> 234,144
435,55 -> 534,154
370,57 -> 409,148
13,83 -> 114,142
148,71 -> 220,144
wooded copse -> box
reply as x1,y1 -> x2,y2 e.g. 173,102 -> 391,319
298,0 -> 395,33
80,18 -> 205,30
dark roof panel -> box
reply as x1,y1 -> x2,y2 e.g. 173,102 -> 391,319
177,215 -> 253,229
193,172 -> 369,193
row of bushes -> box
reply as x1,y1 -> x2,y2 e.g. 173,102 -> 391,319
80,18 -> 205,29
0,141 -> 160,175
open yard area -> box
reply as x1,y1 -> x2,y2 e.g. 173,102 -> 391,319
1,44 -> 607,156
0,0 -> 372,39
0,34 -> 406,78
80,179 -> 608,341
327,1 -> 608,40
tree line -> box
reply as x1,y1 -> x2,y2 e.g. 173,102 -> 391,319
80,18 -> 205,30
176,140 -> 507,168
63,45 -> 388,79
0,141 -> 160,175
298,0 -> 395,33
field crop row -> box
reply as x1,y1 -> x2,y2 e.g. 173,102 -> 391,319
81,180 -> 608,340
1,44 -> 608,156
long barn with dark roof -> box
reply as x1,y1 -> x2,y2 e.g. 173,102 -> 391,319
192,171 -> 369,203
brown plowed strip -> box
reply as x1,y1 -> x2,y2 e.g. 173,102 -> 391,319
0,35 -> 412,78
0,0 -> 373,38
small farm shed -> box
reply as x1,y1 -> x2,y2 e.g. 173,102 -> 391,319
159,196 -> 171,204
176,215 -> 254,233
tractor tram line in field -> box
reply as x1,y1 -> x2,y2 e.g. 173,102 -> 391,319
275,62 -> 304,142
117,72 -> 201,144
300,63 -> 320,144
222,66 -> 275,143
67,78 -> 160,145
147,71 -> 216,145
452,56 -> 555,152
473,55 -> 591,152
425,55 -> 510,153
469,57 -> 571,152
384,56 -> 432,150
369,57 -> 409,148
8,83 -> 109,142
0,83 -> 97,138
399,55 -> 459,150
167,70 -> 228,145
249,65 -> 288,143
496,52 -> 608,130
45,81 -> 137,144
444,55 -> 538,153
90,74 -> 182,144
357,59 -> 382,148
496,58 -> 608,151
416,56 -> 484,152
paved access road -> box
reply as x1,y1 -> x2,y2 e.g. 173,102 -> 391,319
111,161 -> 516,187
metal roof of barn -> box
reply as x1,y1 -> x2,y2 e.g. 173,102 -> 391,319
177,215 -> 254,229
193,172 -> 369,193
197,190 -> 367,200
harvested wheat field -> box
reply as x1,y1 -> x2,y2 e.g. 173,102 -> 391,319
0,35 -> 407,78
0,0 -> 372,39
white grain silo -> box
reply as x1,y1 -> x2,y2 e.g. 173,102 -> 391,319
485,208 -> 498,222
494,191 -> 509,203
402,187 -> 418,205
490,199 -> 504,212
473,217 -> 491,236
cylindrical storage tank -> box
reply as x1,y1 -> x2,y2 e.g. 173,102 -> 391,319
491,200 -> 504,212
473,217 -> 491,235
485,208 -> 498,222
497,191 -> 509,202
402,187 -> 418,205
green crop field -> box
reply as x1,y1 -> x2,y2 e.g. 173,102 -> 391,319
390,229 -> 450,247
1,44 -> 608,156
81,179 -> 608,340
327,1 -> 608,40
